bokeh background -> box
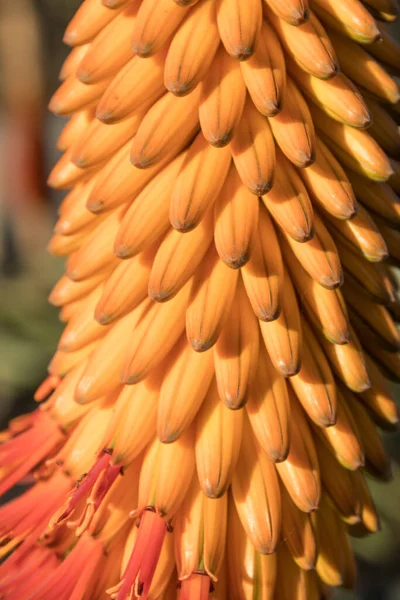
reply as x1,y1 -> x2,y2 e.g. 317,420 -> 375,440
0,2 -> 399,598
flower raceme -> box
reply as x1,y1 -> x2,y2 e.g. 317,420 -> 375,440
0,0 -> 400,597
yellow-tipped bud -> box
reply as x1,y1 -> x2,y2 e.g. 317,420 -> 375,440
336,237 -> 396,304
114,154 -> 186,257
149,211 -> 214,302
214,279 -> 260,409
95,245 -> 155,325
316,438 -> 362,523
366,94 -> 400,158
58,285 -> 110,352
264,0 -> 309,25
134,426 -> 195,520
285,252 -> 349,345
71,113 -> 141,169
174,479 -> 227,582
259,267 -> 302,378
59,45 -> 90,82
268,77 -> 316,168
276,392 -> 321,512
266,8 -> 338,79
290,321 -> 336,427
216,0 -> 262,61
231,95 -> 275,195
74,303 -> 145,403
346,170 -> 400,226
361,0 -> 398,21
240,20 -> 286,116
169,133 -> 231,233
318,324 -> 371,393
49,75 -> 110,117
329,29 -> 400,104
76,3 -> 137,84
298,137 -> 357,220
55,179 -> 104,236
121,281 -> 191,384
86,144 -> 160,213
66,208 -> 122,281
289,59 -> 371,128
361,354 -> 399,427
315,494 -> 356,587
344,283 -> 400,352
47,149 -> 100,191
246,344 -> 290,462
195,380 -> 243,498
49,342 -> 97,378
186,245 -> 239,352
313,390 -> 364,470
227,499 -> 277,598
342,386 -> 391,480
241,204 -> 284,322
57,108 -> 94,152
61,404 -> 116,478
353,470 -> 381,533
97,53 -> 166,124
280,482 -> 317,570
312,104 -> 394,182
369,21 -> 400,69
131,0 -> 189,57
325,203 -> 388,263
262,149 -> 314,242
131,90 -> 201,169
164,0 -> 219,96
232,416 -> 281,554
214,166 -> 259,269
110,376 -> 161,466
157,336 -> 214,443
64,0 -> 122,46
199,46 -> 246,147
275,542 -> 319,600
373,215 -> 400,264
312,0 -> 380,43
282,212 -> 343,289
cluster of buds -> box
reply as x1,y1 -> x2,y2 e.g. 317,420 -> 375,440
0,0 -> 400,598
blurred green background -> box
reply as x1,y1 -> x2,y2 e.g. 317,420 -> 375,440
0,2 -> 399,598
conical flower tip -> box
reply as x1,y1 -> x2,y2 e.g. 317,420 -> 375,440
107,509 -> 168,600
49,449 -> 122,536
266,0 -> 310,25
34,374 -> 62,402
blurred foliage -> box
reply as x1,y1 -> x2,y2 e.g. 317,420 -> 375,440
0,210 -> 63,393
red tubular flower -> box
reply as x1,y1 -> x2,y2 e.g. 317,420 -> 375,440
0,470 -> 70,551
0,411 -> 65,496
27,534 -> 104,600
108,510 -> 168,600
